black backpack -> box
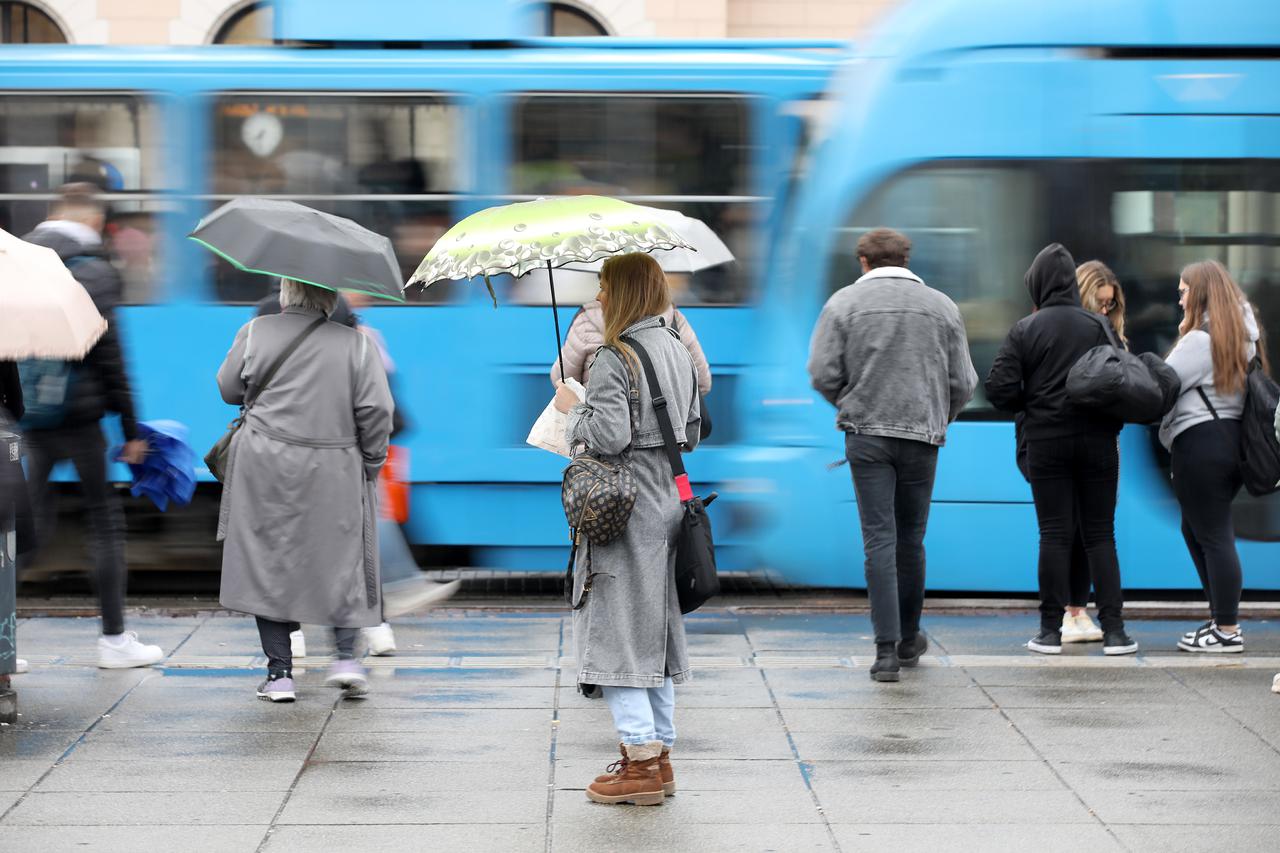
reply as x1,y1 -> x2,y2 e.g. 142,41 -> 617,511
1197,357 -> 1280,497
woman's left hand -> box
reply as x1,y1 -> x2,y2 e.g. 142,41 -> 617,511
553,381 -> 580,414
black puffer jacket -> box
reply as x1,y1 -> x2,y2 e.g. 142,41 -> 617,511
984,243 -> 1121,440
22,226 -> 139,440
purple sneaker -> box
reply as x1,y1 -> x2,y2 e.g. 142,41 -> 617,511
324,660 -> 369,697
256,676 -> 296,703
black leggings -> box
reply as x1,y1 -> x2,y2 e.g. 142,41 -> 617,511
256,617 -> 358,679
1171,419 -> 1243,626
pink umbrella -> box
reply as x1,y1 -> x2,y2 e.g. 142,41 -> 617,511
0,227 -> 106,359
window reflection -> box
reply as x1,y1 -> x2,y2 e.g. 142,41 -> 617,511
209,94 -> 461,303
509,95 -> 755,305
0,95 -> 164,302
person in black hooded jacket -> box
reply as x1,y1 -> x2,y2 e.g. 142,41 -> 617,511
985,243 -> 1136,656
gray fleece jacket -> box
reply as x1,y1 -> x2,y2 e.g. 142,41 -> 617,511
1159,302 -> 1260,449
808,266 -> 977,446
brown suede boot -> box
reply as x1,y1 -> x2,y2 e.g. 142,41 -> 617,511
585,741 -> 664,806
594,743 -> 676,797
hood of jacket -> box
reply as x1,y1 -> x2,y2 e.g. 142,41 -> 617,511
1025,243 -> 1080,309
24,221 -> 109,263
578,299 -> 677,337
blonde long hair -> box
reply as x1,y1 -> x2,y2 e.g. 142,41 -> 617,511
1076,260 -> 1126,344
600,253 -> 671,368
1177,260 -> 1260,395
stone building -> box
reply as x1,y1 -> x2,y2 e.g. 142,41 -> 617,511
0,0 -> 898,45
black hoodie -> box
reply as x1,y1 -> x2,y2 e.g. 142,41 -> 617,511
984,244 -> 1120,440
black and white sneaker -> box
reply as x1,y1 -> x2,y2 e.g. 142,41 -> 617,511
1181,620 -> 1214,643
1102,630 -> 1138,656
1026,630 -> 1062,655
1177,623 -> 1243,653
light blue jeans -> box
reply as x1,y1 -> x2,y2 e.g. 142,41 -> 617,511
602,678 -> 676,746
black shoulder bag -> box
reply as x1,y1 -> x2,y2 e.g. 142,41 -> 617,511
625,335 -> 720,614
205,316 -> 326,483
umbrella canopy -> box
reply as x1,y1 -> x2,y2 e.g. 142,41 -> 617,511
406,195 -> 694,291
114,420 -> 197,512
563,210 -> 732,274
0,226 -> 107,360
189,198 -> 405,303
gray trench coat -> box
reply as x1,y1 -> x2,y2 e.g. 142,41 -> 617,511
567,316 -> 702,693
216,306 -> 394,628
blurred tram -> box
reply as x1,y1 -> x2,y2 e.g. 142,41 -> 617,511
748,0 -> 1280,590
0,38 -> 839,574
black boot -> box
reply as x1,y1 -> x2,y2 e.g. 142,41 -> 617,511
897,633 -> 928,666
870,642 -> 900,682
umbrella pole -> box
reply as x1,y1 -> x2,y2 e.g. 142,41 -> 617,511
548,260 -> 566,383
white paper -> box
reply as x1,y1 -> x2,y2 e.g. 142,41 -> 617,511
526,377 -> 586,458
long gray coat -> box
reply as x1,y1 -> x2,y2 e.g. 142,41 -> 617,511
567,316 -> 701,693
216,306 -> 394,628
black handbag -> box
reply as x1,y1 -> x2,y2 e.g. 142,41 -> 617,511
625,334 -> 720,614
205,316 -> 326,483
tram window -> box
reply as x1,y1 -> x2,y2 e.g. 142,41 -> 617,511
0,94 -> 165,303
509,94 -> 756,305
831,160 -> 1280,416
209,94 -> 462,304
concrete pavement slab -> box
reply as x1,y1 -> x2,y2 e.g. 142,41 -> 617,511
1,790 -> 284,825
1050,751 -> 1280,791
830,823 -> 1123,853
555,707 -> 796,759
980,682 -> 1199,708
324,706 -> 552,734
789,724 -> 1040,762
817,788 -> 1094,825
298,759 -> 546,792
1108,824 -> 1280,851
553,821 -> 837,852
805,758 -> 1061,791
277,786 -> 547,825
71,730 -> 318,761
261,824 -> 545,852
0,825 -> 268,853
310,729 -> 549,762
37,757 -> 306,792
552,787 -> 823,824
1001,706 -> 1268,760
961,665 -> 1181,687
0,761 -> 50,791
0,729 -> 80,761
352,685 -> 556,709
740,613 -> 874,651
99,697 -> 334,733
1083,789 -> 1280,825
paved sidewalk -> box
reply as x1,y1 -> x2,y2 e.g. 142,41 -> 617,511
2,609 -> 1279,853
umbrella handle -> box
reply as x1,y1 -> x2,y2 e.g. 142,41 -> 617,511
549,260 -> 566,383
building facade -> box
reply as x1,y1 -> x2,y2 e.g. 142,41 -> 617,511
0,0 -> 899,45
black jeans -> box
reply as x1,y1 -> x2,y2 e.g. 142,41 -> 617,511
846,433 -> 939,645
1171,419 -> 1243,626
255,617 -> 359,679
1069,528 -> 1092,609
1027,432 -> 1124,634
23,424 -> 126,636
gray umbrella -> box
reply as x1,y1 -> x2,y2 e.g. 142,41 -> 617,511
189,198 -> 405,302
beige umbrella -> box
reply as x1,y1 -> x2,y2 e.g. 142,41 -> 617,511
0,226 -> 106,359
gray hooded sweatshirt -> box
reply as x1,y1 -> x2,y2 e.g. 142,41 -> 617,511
1159,302 -> 1260,449
808,266 -> 977,445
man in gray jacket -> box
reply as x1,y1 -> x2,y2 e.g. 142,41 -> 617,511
808,228 -> 977,682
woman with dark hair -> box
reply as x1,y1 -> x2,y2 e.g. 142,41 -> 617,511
552,252 -> 701,806
1161,261 -> 1262,653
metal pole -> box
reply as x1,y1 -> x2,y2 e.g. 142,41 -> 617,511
548,260 -> 566,382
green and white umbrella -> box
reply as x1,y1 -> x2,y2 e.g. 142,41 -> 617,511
407,196 -> 694,380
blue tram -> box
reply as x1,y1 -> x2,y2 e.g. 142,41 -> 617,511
0,38 -> 838,573
747,0 -> 1280,590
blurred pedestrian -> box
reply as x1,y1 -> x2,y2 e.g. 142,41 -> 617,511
986,244 -> 1137,656
342,291 -> 460,656
1163,261 -> 1260,654
554,253 -> 701,806
20,186 -> 161,669
551,288 -> 711,397
808,228 -> 977,682
218,280 -> 393,702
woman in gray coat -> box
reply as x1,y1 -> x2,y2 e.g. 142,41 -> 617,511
553,253 -> 702,806
217,280 -> 394,703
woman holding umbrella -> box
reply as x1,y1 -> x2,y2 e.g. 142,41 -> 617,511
552,253 -> 702,806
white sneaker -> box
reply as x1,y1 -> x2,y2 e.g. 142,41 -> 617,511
1272,674 -> 1280,694
362,622 -> 397,656
1061,614 -> 1087,643
289,630 -> 307,659
383,579 -> 461,619
1072,612 -> 1103,642
97,632 -> 164,669
14,658 -> 29,674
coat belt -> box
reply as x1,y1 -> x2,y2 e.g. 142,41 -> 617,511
246,415 -> 358,449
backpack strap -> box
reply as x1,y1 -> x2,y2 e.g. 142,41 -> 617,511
1196,387 -> 1220,421
243,317 -> 327,414
622,334 -> 693,503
